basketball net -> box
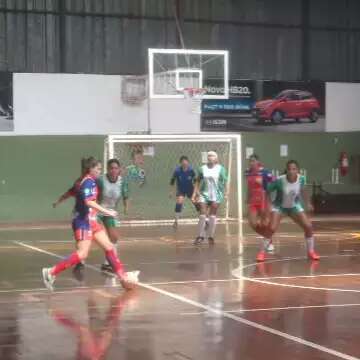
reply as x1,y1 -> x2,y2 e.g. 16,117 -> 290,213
182,87 -> 206,114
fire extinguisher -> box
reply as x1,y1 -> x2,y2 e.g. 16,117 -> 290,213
339,151 -> 349,176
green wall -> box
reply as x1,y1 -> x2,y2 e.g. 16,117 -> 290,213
0,136 -> 104,222
0,133 -> 359,223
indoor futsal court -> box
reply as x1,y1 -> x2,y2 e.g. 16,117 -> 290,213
2,219 -> 360,360
1,1 -> 360,360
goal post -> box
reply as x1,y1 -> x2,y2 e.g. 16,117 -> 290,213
104,134 -> 242,225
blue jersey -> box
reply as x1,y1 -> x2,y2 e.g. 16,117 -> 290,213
73,176 -> 98,229
170,166 -> 196,195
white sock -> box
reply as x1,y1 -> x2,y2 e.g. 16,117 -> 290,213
198,215 -> 207,238
306,237 -> 314,252
260,238 -> 268,251
175,213 -> 180,221
208,215 -> 217,238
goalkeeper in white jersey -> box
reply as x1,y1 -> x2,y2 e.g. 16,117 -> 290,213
97,159 -> 129,272
192,151 -> 228,245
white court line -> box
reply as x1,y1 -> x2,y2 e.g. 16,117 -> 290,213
181,303 -> 360,315
13,241 -> 360,360
242,276 -> 360,294
147,273 -> 360,287
240,253 -> 360,270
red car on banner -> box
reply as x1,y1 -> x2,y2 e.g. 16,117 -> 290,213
252,89 -> 321,124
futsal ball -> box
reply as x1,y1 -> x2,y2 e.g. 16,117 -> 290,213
122,270 -> 140,290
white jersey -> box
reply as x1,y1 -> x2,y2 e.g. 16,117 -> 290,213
268,174 -> 305,208
198,164 -> 228,203
97,174 -> 129,210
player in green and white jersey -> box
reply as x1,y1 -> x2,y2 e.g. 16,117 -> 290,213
192,151 -> 228,245
97,159 -> 129,272
263,160 -> 320,262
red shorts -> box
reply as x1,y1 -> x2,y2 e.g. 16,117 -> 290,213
248,202 -> 267,214
73,220 -> 104,241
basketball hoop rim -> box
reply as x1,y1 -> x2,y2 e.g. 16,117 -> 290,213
183,87 -> 207,99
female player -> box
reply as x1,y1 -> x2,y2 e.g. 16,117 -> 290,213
52,158 -> 90,277
97,159 -> 129,272
245,154 -> 274,261
169,155 -> 199,228
263,159 -> 320,261
192,151 -> 228,245
42,157 -> 139,291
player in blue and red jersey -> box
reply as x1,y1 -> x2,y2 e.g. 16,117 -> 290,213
52,158 -> 90,278
246,154 -> 274,261
169,156 -> 199,227
42,157 -> 139,291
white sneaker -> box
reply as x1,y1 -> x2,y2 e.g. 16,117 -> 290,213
264,240 -> 275,253
42,268 -> 55,291
267,243 -> 275,252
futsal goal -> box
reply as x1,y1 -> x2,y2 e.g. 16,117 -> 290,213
104,134 -> 242,225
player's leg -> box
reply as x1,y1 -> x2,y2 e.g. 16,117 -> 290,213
42,232 -> 92,291
259,205 -> 274,252
190,192 -> 201,213
248,205 -> 271,253
207,202 -> 219,244
93,227 -> 139,290
289,209 -> 320,260
174,195 -> 185,228
193,202 -> 208,245
100,217 -> 120,272
257,209 -> 282,262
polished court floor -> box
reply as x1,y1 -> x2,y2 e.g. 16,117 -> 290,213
1,216 -> 360,360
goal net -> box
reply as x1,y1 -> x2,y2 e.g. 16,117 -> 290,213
104,135 -> 242,225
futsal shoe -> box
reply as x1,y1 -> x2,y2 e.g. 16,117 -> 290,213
256,251 -> 266,262
208,237 -> 215,246
264,239 -> 274,253
193,236 -> 205,245
72,262 -> 85,282
42,268 -> 56,291
101,263 -> 114,273
308,250 -> 320,261
120,271 -> 140,291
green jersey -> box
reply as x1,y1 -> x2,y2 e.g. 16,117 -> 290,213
198,164 -> 228,203
126,164 -> 146,186
267,174 -> 305,209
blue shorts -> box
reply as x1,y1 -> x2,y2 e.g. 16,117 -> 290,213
176,191 -> 193,199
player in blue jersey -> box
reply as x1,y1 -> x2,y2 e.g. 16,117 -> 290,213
170,156 -> 199,228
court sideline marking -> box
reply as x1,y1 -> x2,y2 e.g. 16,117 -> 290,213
14,240 -> 360,360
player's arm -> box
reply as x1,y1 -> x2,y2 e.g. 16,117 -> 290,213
86,200 -> 118,218
265,178 -> 278,207
169,170 -> 177,198
300,180 -> 313,213
81,180 -> 117,217
52,186 -> 75,208
192,168 -> 202,202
